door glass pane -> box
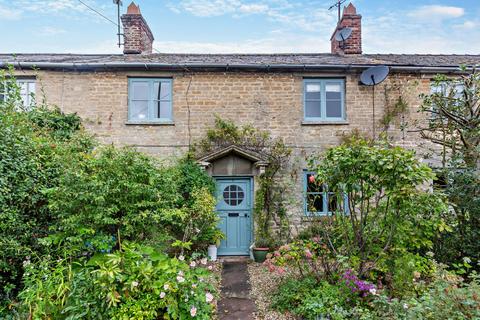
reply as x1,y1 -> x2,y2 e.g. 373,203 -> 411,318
326,100 -> 342,118
131,82 -> 149,100
305,100 -> 321,118
130,100 -> 149,120
223,185 -> 244,206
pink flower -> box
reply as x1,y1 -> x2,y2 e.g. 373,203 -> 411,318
308,175 -> 315,183
190,261 -> 197,268
274,251 -> 281,257
208,265 -> 213,270
160,292 -> 166,298
305,249 -> 313,259
177,276 -> 185,283
277,267 -> 286,275
190,306 -> 197,317
206,292 -> 214,303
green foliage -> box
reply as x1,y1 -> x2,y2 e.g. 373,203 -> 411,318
270,276 -> 317,314
308,137 -> 448,278
418,69 -> 480,272
18,243 -> 218,319
0,71 -> 89,304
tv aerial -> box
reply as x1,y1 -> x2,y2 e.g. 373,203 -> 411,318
360,66 -> 390,139
329,0 -> 347,22
334,27 -> 352,50
113,0 -> 123,48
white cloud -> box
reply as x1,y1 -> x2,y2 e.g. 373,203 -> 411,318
238,3 -> 269,14
171,0 -> 241,17
453,20 -> 477,30
38,26 -> 66,36
0,5 -> 22,20
408,5 -> 464,20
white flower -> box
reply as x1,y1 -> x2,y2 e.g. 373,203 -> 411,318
403,303 -> 409,309
178,255 -> 185,261
131,281 -> 139,287
160,292 -> 166,298
426,251 -> 435,258
369,288 -> 377,295
190,306 -> 197,317
206,292 -> 214,303
190,261 -> 197,268
164,284 -> 170,290
192,283 -> 197,288
178,270 -> 184,276
200,258 -> 208,265
208,265 -> 213,270
463,257 -> 472,264
177,276 -> 185,283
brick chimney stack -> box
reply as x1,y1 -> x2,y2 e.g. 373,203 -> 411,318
330,3 -> 362,55
121,2 -> 154,54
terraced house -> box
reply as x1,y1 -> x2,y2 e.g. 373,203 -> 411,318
2,2 -> 479,256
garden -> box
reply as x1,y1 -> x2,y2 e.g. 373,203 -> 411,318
1,65 -> 479,320
247,69 -> 480,319
0,68 -> 222,319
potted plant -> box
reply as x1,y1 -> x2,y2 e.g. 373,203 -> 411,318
253,237 -> 270,263
206,228 -> 225,261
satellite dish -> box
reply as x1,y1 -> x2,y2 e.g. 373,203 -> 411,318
334,27 -> 352,42
360,66 -> 390,86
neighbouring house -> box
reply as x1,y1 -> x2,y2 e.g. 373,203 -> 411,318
1,2 -> 479,256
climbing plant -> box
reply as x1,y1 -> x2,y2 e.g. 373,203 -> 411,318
193,116 -> 293,245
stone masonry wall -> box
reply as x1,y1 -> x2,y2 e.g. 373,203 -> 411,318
17,68 -> 433,231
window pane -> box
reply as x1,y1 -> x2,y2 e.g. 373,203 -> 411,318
306,174 -> 323,193
131,82 -> 149,100
155,101 -> 171,119
153,81 -> 172,101
305,83 -> 321,100
326,100 -> 342,118
326,83 -> 341,99
307,194 -> 324,213
130,100 -> 149,120
305,100 -> 321,118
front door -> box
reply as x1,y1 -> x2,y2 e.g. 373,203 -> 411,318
215,178 -> 252,255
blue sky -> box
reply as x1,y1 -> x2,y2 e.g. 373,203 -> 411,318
0,0 -> 479,54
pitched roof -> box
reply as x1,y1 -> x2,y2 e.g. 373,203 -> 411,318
1,53 -> 479,72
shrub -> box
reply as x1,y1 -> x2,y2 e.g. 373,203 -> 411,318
308,138 -> 448,279
18,243 -> 218,319
270,276 -> 317,314
0,96 -> 89,304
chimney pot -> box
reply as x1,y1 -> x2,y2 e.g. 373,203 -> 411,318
330,2 -> 362,55
121,1 -> 154,55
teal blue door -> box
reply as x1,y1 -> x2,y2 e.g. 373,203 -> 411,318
215,178 -> 252,256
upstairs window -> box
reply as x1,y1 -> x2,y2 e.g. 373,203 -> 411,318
304,79 -> 345,121
303,171 -> 348,216
128,78 -> 173,122
0,79 -> 36,109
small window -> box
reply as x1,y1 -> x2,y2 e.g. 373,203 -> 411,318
304,171 -> 348,216
0,79 -> 36,109
430,81 -> 464,119
304,79 -> 345,121
128,78 -> 173,122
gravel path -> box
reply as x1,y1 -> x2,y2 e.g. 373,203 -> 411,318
247,263 -> 297,320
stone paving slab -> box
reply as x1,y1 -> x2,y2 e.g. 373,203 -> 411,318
218,260 -> 257,320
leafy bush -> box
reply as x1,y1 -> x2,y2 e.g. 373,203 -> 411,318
0,93 -> 89,304
270,276 -> 317,314
308,138 -> 448,279
18,243 -> 218,319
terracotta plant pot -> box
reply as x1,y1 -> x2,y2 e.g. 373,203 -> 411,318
252,247 -> 269,263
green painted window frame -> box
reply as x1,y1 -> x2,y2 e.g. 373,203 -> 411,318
128,78 -> 173,122
303,78 -> 345,122
303,171 -> 348,216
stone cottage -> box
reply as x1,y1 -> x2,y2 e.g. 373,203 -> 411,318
1,2 -> 479,256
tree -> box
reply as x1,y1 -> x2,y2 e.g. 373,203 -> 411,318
418,68 -> 480,267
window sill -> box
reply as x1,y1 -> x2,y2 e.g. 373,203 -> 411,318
125,121 -> 175,126
302,120 -> 349,125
